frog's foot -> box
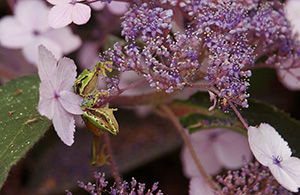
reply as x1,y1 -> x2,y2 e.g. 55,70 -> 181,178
94,144 -> 111,166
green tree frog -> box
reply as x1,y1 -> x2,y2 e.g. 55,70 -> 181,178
74,61 -> 118,166
74,61 -> 112,96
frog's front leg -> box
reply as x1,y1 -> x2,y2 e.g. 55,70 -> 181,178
91,135 -> 111,166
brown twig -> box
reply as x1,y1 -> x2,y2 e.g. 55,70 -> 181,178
103,133 -> 122,188
158,104 -> 221,192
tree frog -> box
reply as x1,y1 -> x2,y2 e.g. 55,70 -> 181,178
83,104 -> 119,136
74,61 -> 118,166
74,61 -> 113,96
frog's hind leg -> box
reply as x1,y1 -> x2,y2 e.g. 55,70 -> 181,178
91,135 -> 111,166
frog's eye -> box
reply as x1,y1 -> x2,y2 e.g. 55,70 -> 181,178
75,81 -> 82,94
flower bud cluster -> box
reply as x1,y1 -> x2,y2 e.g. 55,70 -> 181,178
214,161 -> 292,195
101,0 -> 299,108
67,172 -> 162,195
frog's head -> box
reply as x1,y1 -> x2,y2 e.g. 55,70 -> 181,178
74,69 -> 98,96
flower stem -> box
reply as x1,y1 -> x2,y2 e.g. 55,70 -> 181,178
158,104 -> 220,192
228,100 -> 249,130
118,79 -> 146,94
103,133 -> 122,188
103,79 -> 147,105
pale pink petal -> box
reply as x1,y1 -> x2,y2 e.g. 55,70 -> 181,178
37,45 -> 58,81
258,124 -> 292,160
249,123 -> 292,168
181,133 -> 222,177
277,68 -> 300,90
43,27 -> 82,54
215,129 -> 252,169
23,36 -> 62,65
54,57 -> 77,90
281,157 -> 300,186
52,101 -> 76,146
48,4 -> 73,29
248,128 -> 272,166
189,129 -> 214,143
107,1 -> 129,15
15,0 -> 50,32
47,0 -> 72,5
89,1 -> 105,11
189,176 -> 214,195
0,16 -> 33,48
38,81 -> 55,119
72,3 -> 91,25
59,91 -> 83,115
269,163 -> 299,192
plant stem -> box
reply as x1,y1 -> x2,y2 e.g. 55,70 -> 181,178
103,133 -> 122,188
228,100 -> 249,130
158,104 -> 221,192
104,79 -> 147,106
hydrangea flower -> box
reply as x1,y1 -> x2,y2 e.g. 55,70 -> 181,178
0,0 -> 81,65
38,45 -> 83,146
248,123 -> 300,192
181,128 -> 252,177
47,0 -> 91,28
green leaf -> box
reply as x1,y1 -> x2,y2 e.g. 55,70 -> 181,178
169,92 -> 245,135
0,75 -> 51,188
169,92 -> 300,157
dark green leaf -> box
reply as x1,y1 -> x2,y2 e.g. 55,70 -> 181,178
170,92 -> 300,157
0,75 -> 51,188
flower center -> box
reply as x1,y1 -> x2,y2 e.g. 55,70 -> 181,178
33,30 -> 40,36
54,92 -> 60,99
272,155 -> 283,167
71,0 -> 77,5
